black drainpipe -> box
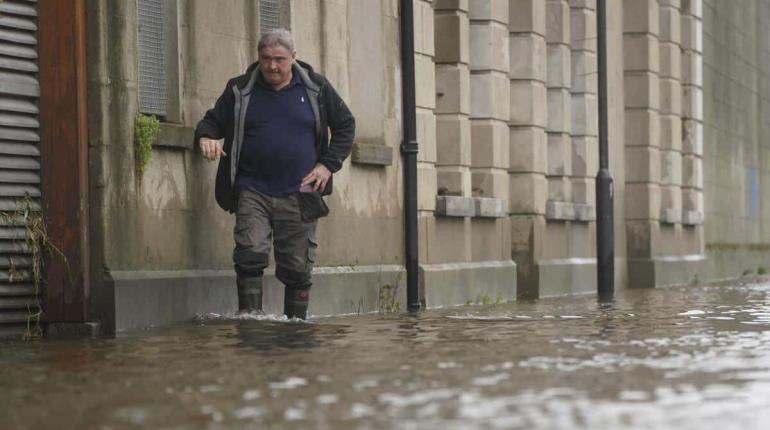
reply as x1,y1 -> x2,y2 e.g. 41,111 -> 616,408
400,0 -> 421,311
596,0 -> 614,300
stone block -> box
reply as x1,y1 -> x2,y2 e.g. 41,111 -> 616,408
547,132 -> 571,175
547,89 -> 571,134
418,164 -> 438,211
351,142 -> 393,166
659,42 -> 682,79
659,150 -> 682,185
659,78 -> 682,115
658,4 -> 681,44
571,136 -> 597,176
474,196 -> 508,217
547,176 -> 571,201
624,108 -> 659,147
435,64 -> 471,114
623,0 -> 659,35
624,71 -> 660,109
681,154 -> 702,188
471,71 -> 510,120
681,188 -> 703,211
435,0 -> 470,11
681,0 -> 702,18
472,168 -> 509,199
546,200 -> 575,220
681,210 -> 703,225
625,146 -> 660,183
571,50 -> 597,94
570,7 -> 596,52
680,14 -> 703,52
659,115 -> 682,150
509,0 -> 546,36
547,44 -> 571,88
414,0 -> 436,56
415,54 -> 437,109
417,109 -> 437,163
469,0 -> 509,23
471,119 -> 509,168
681,119 -> 703,156
436,114 -> 472,166
438,166 -> 471,196
625,182 -> 661,220
509,172 -> 547,214
571,93 -> 597,136
682,85 -> 703,121
509,81 -> 548,127
435,195 -> 476,217
659,207 -> 682,224
623,34 -> 659,72
681,50 -> 703,87
660,183 -> 682,209
571,177 -> 596,205
434,11 -> 470,64
509,126 -> 547,173
508,34 -> 547,81
546,0 -> 570,45
571,0 -> 596,9
470,22 -> 510,72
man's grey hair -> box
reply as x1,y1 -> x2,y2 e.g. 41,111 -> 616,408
258,28 -> 295,53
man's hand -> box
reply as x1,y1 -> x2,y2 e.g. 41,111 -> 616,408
199,137 -> 226,161
302,163 -> 332,192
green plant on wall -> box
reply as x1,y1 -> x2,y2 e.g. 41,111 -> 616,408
134,113 -> 160,176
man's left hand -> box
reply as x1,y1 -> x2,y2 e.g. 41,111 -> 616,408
302,163 -> 332,192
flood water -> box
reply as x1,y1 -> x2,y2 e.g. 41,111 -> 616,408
2,282 -> 770,429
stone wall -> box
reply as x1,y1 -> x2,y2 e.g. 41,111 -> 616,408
702,0 -> 770,280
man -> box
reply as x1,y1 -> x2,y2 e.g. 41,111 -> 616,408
195,29 -> 355,319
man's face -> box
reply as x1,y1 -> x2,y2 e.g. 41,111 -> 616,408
258,44 -> 295,88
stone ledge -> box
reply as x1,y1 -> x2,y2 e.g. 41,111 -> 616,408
628,254 -> 706,289
474,197 -> 507,217
155,123 -> 194,149
420,260 -> 517,308
538,257 -> 597,298
682,210 -> 703,225
660,208 -> 682,224
436,195 -> 476,217
351,142 -> 393,166
546,201 -> 596,221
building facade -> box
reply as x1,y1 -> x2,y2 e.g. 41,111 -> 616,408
0,0 -> 767,335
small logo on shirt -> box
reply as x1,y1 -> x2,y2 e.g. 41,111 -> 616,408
301,96 -> 305,103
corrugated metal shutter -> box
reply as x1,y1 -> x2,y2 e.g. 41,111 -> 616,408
137,0 -> 166,116
0,0 -> 41,336
260,0 -> 281,33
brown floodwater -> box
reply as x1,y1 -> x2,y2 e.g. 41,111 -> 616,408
2,281 -> 770,429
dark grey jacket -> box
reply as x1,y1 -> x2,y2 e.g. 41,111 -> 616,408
194,60 -> 356,212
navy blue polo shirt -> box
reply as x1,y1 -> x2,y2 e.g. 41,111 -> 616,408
235,72 -> 317,197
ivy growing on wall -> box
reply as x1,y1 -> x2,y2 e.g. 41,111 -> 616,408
134,113 -> 160,177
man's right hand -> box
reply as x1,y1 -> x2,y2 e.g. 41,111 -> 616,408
199,137 -> 226,161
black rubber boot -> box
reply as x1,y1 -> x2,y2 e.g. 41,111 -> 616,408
284,285 -> 310,319
237,276 -> 263,313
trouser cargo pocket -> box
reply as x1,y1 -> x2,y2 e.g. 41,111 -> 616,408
297,191 -> 329,222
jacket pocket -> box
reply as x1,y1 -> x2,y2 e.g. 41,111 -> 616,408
297,191 -> 330,222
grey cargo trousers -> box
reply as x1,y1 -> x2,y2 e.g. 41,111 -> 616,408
233,188 -> 318,293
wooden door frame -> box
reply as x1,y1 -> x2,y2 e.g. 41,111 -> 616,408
38,0 -> 90,322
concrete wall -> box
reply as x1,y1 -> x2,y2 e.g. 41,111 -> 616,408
702,0 -> 770,280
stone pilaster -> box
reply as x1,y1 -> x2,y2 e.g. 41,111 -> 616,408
545,0 -> 572,206
623,0 -> 661,264
680,0 -> 704,226
569,0 -> 597,209
508,0 -> 547,298
434,0 -> 472,199
658,0 -> 683,224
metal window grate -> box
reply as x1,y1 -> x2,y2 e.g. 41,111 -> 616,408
137,0 -> 166,116
260,0 -> 281,34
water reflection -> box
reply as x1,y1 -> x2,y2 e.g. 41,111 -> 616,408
1,282 -> 770,429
